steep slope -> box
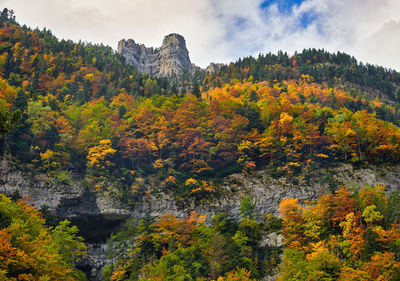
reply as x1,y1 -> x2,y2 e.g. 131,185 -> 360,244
2,11 -> 400,219
1,9 -> 400,281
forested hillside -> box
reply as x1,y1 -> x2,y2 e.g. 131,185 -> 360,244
2,8 -> 400,202
1,8 -> 400,281
204,49 -> 400,103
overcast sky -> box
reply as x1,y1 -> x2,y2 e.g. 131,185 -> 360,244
1,0 -> 400,70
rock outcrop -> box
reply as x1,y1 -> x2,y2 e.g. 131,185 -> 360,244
118,33 -> 195,77
206,62 -> 224,73
118,34 -> 224,77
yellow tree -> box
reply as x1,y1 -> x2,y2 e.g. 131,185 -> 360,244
87,139 -> 116,169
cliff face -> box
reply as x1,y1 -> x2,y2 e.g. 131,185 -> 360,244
2,159 -> 400,280
159,34 -> 194,76
118,33 -> 195,77
0,158 -> 326,224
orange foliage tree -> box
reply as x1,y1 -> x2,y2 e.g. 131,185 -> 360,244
279,185 -> 400,281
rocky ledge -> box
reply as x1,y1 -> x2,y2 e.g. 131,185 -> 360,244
2,158 -> 400,238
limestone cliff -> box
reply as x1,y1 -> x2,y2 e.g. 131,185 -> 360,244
118,33 -> 195,77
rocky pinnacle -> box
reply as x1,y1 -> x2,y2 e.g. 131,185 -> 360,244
118,33 -> 195,77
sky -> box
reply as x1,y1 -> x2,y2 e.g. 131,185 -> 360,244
1,0 -> 400,70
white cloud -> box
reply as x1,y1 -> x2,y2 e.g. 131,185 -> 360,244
0,0 -> 400,70
356,20 -> 400,70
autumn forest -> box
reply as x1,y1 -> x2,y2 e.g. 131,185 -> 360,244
1,8 -> 400,281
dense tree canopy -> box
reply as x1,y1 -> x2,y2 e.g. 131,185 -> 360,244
1,9 -> 400,281
204,49 -> 400,102
1,14 -> 400,203
103,198 -> 282,281
0,194 -> 87,280
279,185 -> 400,281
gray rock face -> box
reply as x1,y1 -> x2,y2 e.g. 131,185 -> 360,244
159,34 -> 193,76
118,33 -> 195,77
77,243 -> 109,281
